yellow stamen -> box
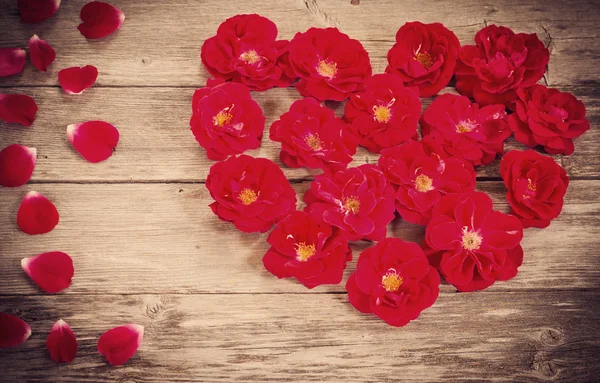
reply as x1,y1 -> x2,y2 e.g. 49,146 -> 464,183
381,269 -> 403,292
305,133 -> 323,151
414,52 -> 434,69
462,229 -> 482,251
343,196 -> 360,215
456,124 -> 471,133
527,178 -> 537,191
373,105 -> 392,123
415,174 -> 434,193
213,109 -> 233,127
239,50 -> 261,64
296,242 -> 317,262
238,188 -> 258,205
316,60 -> 337,79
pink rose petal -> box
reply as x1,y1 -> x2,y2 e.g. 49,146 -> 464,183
46,319 -> 78,363
0,48 -> 26,77
58,65 -> 98,95
0,313 -> 31,348
67,121 -> 119,163
18,0 -> 61,23
18,191 -> 60,235
29,35 -> 56,72
0,94 -> 38,126
78,2 -> 125,39
0,144 -> 37,187
21,251 -> 74,293
97,324 -> 144,366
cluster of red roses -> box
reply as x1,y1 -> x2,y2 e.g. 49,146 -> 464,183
195,15 -> 588,327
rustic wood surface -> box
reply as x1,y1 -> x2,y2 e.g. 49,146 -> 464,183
0,0 -> 599,382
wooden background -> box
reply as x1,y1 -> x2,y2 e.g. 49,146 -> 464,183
1,0 -> 599,381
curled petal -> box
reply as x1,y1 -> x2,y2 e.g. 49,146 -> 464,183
46,319 -> 78,363
0,313 -> 31,348
21,251 -> 74,293
0,48 -> 26,77
78,2 -> 125,39
17,191 -> 60,235
0,144 -> 37,187
67,121 -> 119,163
18,0 -> 60,23
0,94 -> 38,126
58,65 -> 98,95
97,324 -> 144,366
29,35 -> 56,72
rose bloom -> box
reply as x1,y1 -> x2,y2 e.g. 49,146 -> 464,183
344,74 -> 421,153
379,138 -> 476,225
455,24 -> 550,106
420,93 -> 510,166
424,191 -> 524,292
269,97 -> 357,173
303,164 -> 395,241
508,85 -> 590,155
385,22 -> 460,97
190,82 -> 265,160
500,150 -> 569,228
287,27 -> 372,101
201,14 -> 295,91
206,155 -> 296,233
263,210 -> 351,288
346,238 -> 440,327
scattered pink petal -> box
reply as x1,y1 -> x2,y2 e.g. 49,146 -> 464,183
21,251 -> 74,293
29,35 -> 56,72
0,144 -> 37,187
0,313 -> 31,348
0,48 -> 26,77
18,0 -> 61,23
97,324 -> 144,366
78,2 -> 125,39
0,94 -> 38,126
67,121 -> 119,163
18,191 -> 60,235
58,65 -> 98,95
46,319 -> 78,363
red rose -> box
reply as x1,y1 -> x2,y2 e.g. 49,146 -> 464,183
420,93 -> 510,166
303,164 -> 395,241
269,97 -> 357,173
346,238 -> 440,327
263,210 -> 351,288
287,27 -> 372,101
379,138 -> 476,225
200,14 -> 295,91
385,22 -> 460,97
455,25 -> 550,106
424,191 -> 524,292
500,150 -> 569,228
190,82 -> 265,160
508,85 -> 590,155
206,155 -> 296,233
344,74 -> 421,153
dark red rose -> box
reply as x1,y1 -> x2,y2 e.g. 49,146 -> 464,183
508,85 -> 590,155
385,22 -> 460,97
201,14 -> 295,91
206,155 -> 296,233
420,93 -> 510,166
456,25 -> 550,106
269,97 -> 357,173
379,138 -> 476,225
263,210 -> 351,288
287,27 -> 372,101
500,150 -> 569,228
303,164 -> 395,241
424,191 -> 524,292
344,74 -> 421,153
346,238 -> 440,327
190,82 -> 265,160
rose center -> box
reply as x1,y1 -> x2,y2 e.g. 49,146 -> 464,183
238,188 -> 258,205
316,60 -> 338,79
414,52 -> 434,69
213,109 -> 233,127
239,50 -> 262,64
296,242 -> 317,262
305,133 -> 323,151
456,120 -> 476,133
373,105 -> 392,123
462,229 -> 483,251
415,174 -> 434,193
522,178 -> 537,199
381,269 -> 403,292
343,196 -> 360,215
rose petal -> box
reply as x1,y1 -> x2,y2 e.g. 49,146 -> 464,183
21,251 -> 74,293
29,35 -> 56,72
0,94 -> 38,126
46,319 -> 78,363
58,65 -> 98,95
78,2 -> 125,39
67,121 -> 119,163
0,313 -> 31,348
0,144 -> 37,187
97,324 -> 144,366
0,48 -> 26,77
17,191 -> 60,235
18,0 -> 60,23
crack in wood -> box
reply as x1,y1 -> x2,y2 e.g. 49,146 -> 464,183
302,0 -> 341,28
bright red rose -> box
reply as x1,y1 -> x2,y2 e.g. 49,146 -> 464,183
344,74 -> 421,153
379,138 -> 476,225
424,191 -> 524,292
385,22 -> 460,97
190,82 -> 265,161
287,27 -> 372,101
269,97 -> 357,173
420,93 -> 510,166
303,164 -> 395,241
500,150 -> 569,228
206,155 -> 296,233
200,14 -> 295,91
456,25 -> 550,106
346,238 -> 440,327
263,210 -> 351,288
508,85 -> 590,155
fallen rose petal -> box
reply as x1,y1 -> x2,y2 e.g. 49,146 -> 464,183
0,144 -> 37,187
97,324 -> 144,366
78,2 -> 125,39
21,251 -> 74,293
58,65 -> 98,94
18,0 -> 61,23
0,313 -> 31,348
18,191 -> 60,235
67,121 -> 119,163
29,35 -> 56,72
0,94 -> 38,126
46,319 -> 78,363
0,48 -> 26,77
